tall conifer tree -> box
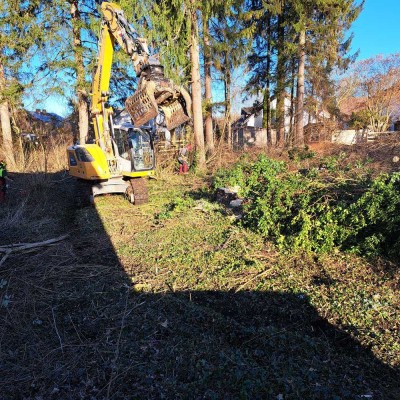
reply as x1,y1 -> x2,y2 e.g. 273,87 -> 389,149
245,0 -> 362,147
130,0 -> 206,167
211,0 -> 251,146
0,0 -> 47,165
202,8 -> 214,155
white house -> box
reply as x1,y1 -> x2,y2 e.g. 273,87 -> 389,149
232,97 -> 331,148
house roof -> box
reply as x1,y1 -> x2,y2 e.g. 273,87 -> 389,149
29,111 -> 64,127
230,104 -> 263,128
241,104 -> 263,116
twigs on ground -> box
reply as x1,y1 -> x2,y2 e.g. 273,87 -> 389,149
0,234 -> 69,267
105,289 -> 130,399
0,234 -> 69,252
51,307 -> 64,355
235,267 -> 275,293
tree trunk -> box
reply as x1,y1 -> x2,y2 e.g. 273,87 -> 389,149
225,59 -> 232,147
190,5 -> 205,169
0,63 -> 15,166
71,1 -> 88,144
262,88 -> 271,145
275,11 -> 286,147
203,17 -> 214,156
295,29 -> 305,147
289,57 -> 296,147
308,85 -> 314,125
77,94 -> 89,144
263,14 -> 272,146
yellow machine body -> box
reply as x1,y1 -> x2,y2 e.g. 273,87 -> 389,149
67,143 -> 155,180
67,144 -> 110,180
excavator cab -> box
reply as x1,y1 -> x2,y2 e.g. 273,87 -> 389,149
127,128 -> 155,171
113,123 -> 155,173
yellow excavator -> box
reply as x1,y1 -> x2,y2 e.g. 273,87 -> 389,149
67,2 -> 191,204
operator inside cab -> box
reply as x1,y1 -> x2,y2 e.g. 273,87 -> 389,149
127,128 -> 154,171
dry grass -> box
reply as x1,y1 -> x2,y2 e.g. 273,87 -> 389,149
308,133 -> 400,174
0,134 -> 69,174
16,135 -> 70,173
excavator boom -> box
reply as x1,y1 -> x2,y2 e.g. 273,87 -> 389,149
92,2 -> 191,139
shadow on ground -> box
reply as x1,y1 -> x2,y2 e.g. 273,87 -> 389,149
0,172 -> 399,399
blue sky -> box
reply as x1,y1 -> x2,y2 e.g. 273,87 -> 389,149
29,0 -> 400,117
350,0 -> 400,59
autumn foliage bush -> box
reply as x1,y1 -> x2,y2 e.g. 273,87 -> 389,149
214,154 -> 400,260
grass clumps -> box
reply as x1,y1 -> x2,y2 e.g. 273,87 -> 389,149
213,154 -> 400,259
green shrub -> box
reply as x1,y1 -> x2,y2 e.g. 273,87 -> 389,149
214,156 -> 400,260
342,173 -> 400,258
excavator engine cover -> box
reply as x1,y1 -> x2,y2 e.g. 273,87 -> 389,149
125,78 -> 191,130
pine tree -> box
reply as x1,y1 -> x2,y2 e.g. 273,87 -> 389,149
189,0 -> 206,169
210,0 -> 252,146
130,0 -> 206,168
275,0 -> 291,147
291,0 -> 363,147
245,0 -> 362,148
245,1 -> 274,144
245,0 -> 293,147
69,0 -> 90,144
0,0 -> 47,166
28,0 -> 99,144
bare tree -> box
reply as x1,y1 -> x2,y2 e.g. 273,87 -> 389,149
339,54 -> 400,132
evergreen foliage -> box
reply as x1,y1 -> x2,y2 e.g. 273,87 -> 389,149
244,0 -> 363,146
120,0 -> 191,85
0,0 -> 52,165
1,0 -> 365,161
0,0 -> 49,103
209,0 -> 252,143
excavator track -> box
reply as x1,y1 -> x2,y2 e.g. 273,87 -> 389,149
129,177 -> 148,205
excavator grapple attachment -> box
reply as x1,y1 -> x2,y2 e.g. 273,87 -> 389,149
125,77 -> 192,130
125,81 -> 159,128
160,100 -> 190,131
